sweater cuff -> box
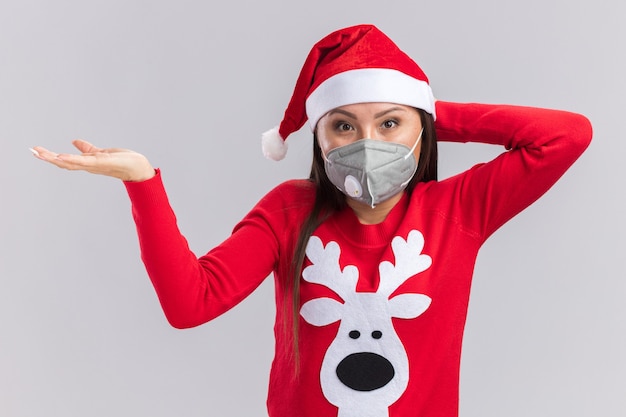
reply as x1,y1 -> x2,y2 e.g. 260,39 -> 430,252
123,168 -> 170,211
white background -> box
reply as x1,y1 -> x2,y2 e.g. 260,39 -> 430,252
1,0 -> 623,416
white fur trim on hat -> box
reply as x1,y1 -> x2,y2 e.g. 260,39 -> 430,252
261,126 -> 288,161
305,68 -> 436,130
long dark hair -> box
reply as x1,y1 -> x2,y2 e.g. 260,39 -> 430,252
286,108 -> 438,369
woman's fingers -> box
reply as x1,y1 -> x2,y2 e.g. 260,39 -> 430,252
54,152 -> 100,171
31,144 -> 103,172
31,146 -> 62,163
72,139 -> 101,154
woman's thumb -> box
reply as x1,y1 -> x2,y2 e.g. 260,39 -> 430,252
72,139 -> 100,154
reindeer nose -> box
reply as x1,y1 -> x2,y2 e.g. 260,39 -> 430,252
336,352 -> 395,391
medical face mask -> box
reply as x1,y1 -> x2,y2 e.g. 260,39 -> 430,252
323,128 -> 423,208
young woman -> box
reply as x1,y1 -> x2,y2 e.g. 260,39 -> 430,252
31,24 -> 592,417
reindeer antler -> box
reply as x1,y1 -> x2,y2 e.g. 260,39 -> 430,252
302,236 -> 359,301
378,230 -> 432,298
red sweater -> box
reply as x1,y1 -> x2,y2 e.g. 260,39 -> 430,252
124,101 -> 592,417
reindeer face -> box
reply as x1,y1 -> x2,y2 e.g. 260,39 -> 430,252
300,231 -> 432,417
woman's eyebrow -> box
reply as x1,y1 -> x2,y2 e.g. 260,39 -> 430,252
327,108 -> 357,119
327,106 -> 407,119
374,107 -> 406,118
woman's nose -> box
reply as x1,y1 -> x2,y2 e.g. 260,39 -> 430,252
358,124 -> 380,140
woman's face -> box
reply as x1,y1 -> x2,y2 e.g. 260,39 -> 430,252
316,102 -> 423,158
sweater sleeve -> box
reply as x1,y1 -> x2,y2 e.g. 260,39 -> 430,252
124,171 -> 306,329
433,100 -> 593,241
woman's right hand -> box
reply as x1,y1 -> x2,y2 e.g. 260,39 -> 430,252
31,139 -> 156,182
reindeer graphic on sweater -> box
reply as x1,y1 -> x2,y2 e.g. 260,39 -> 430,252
300,230 -> 432,417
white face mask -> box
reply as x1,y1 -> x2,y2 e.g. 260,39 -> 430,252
323,128 -> 423,208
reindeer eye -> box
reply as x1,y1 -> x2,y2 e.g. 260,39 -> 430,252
371,331 -> 382,339
349,330 -> 361,339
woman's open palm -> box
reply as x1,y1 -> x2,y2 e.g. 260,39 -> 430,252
31,139 -> 155,182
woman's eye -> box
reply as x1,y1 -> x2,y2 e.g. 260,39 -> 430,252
336,122 -> 354,132
382,120 -> 398,129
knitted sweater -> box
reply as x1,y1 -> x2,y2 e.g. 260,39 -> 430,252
124,101 -> 592,417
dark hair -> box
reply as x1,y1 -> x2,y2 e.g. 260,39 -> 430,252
286,108 -> 438,370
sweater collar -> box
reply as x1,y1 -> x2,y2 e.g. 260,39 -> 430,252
328,191 -> 410,247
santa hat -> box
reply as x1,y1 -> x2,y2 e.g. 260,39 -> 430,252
262,24 -> 436,161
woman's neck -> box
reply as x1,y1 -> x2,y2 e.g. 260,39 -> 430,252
346,192 -> 404,225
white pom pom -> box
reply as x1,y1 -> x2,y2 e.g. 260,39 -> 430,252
261,126 -> 288,161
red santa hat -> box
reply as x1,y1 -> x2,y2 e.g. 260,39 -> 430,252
262,24 -> 436,161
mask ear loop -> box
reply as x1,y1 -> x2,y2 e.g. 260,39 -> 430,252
404,127 -> 424,160
321,149 -> 331,164
318,138 -> 332,164
366,175 -> 377,209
